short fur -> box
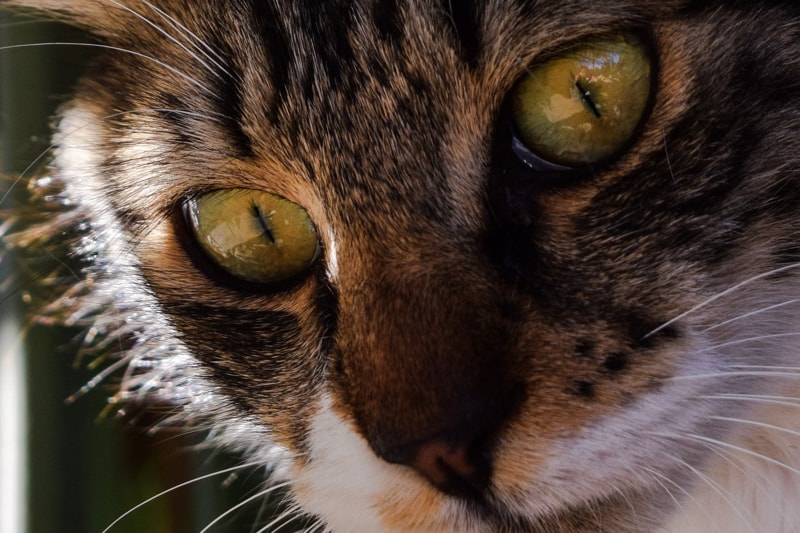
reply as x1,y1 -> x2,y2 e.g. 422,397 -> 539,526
2,0 -> 799,531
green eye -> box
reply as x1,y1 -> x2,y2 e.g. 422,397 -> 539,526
510,33 -> 652,167
186,189 -> 319,285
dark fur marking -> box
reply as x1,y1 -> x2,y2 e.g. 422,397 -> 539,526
315,271 -> 340,357
299,1 -> 357,91
373,0 -> 403,42
367,53 -> 392,87
442,0 -> 482,68
575,340 -> 595,359
248,0 -> 293,122
633,322 -> 680,351
167,303 -> 302,357
602,352 -> 629,373
571,380 -> 596,399
215,68 -> 255,157
155,93 -> 195,145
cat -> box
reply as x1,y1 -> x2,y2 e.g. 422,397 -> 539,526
2,0 -> 800,531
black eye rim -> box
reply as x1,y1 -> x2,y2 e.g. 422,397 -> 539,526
507,29 -> 659,174
510,129 -> 576,173
174,192 -> 323,295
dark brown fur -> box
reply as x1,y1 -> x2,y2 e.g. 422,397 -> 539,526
3,1 -> 799,531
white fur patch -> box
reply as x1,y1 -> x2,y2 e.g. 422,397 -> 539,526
294,394 -> 476,533
661,398 -> 800,533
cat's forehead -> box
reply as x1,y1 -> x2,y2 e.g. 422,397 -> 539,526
141,0 -> 685,209
45,0 -> 777,246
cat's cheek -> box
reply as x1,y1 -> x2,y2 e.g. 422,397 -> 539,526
291,394 -> 472,533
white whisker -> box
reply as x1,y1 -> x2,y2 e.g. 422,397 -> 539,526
659,448 -> 758,533
701,332 -> 800,351
641,467 -> 694,519
1,106 -> 225,208
669,370 -> 800,382
107,0 -> 225,79
101,461 -> 266,533
702,299 -> 799,332
702,393 -> 800,408
66,352 -> 133,404
139,0 -> 232,74
710,415 -> 800,439
644,262 -> 800,338
303,516 -> 330,533
197,482 -> 292,533
654,431 -> 800,478
0,42 -> 214,95
729,364 -> 800,371
254,503 -> 303,533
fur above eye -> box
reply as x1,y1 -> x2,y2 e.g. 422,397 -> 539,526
184,189 -> 319,285
510,33 -> 653,167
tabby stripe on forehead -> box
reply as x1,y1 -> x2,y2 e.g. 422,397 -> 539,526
373,0 -> 403,42
214,60 -> 255,157
247,0 -> 293,123
297,1 -> 356,89
443,0 -> 482,68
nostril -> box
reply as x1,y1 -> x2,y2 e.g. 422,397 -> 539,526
409,437 -> 491,499
366,386 -> 526,497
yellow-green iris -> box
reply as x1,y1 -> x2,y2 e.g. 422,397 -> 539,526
511,33 -> 652,166
186,189 -> 318,284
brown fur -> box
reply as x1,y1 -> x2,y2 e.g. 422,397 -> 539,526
3,0 -> 799,531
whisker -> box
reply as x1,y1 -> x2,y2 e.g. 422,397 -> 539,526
198,481 -> 292,533
65,352 -> 133,404
640,467 -> 694,519
700,440 -> 788,516
710,415 -> 800,439
295,515 -> 328,533
659,448 -> 758,533
653,431 -> 800,478
702,299 -> 800,332
729,364 -> 800,371
101,460 -> 267,533
107,0 -> 225,79
0,42 -> 214,96
138,0 -> 232,76
700,332 -> 800,351
702,393 -> 800,409
254,504 -> 302,533
1,106 -> 225,208
668,370 -> 800,382
643,262 -> 800,339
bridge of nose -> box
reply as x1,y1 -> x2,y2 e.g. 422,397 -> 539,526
329,256 -> 523,494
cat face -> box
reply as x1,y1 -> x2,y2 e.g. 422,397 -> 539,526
4,0 -> 800,531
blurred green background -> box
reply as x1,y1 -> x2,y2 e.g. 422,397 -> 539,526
0,10 -> 282,533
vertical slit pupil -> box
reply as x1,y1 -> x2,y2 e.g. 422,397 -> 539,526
575,80 -> 601,118
253,204 -> 276,243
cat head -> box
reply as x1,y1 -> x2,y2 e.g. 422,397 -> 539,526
4,0 -> 800,531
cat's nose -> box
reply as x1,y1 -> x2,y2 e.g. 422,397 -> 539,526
371,392 -> 521,499
406,437 -> 491,498
377,431 -> 492,498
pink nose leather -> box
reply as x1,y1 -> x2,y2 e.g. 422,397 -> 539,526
409,438 -> 490,498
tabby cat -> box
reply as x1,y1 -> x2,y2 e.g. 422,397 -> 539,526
2,0 -> 800,531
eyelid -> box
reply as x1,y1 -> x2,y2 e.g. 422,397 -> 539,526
511,132 -> 574,172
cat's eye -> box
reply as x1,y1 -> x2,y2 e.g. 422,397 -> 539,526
510,33 -> 652,167
185,189 -> 319,285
